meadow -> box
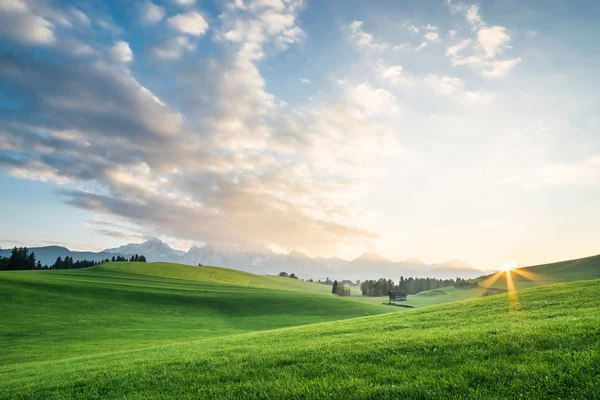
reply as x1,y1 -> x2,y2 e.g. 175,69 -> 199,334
1,258 -> 599,399
0,263 -> 386,366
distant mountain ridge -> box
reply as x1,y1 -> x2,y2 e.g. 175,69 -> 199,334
1,239 -> 483,280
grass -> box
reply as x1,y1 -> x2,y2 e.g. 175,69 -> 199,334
1,278 -> 598,399
0,263 -> 387,366
478,253 -> 600,290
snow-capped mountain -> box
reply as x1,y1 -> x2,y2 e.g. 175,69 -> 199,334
103,238 -> 185,262
98,239 -> 484,280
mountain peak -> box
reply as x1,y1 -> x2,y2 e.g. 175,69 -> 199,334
355,252 -> 391,262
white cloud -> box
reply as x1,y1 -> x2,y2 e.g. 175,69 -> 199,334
151,36 -> 195,60
446,38 -> 471,57
140,1 -> 165,24
349,20 -> 388,51
347,83 -> 399,116
300,78 -> 310,84
110,41 -> 133,63
381,65 -> 407,85
168,11 -> 209,36
426,24 -> 438,31
415,42 -> 427,51
424,74 -> 494,105
424,74 -> 462,95
408,25 -> 420,33
448,29 -> 457,38
466,4 -> 482,27
424,31 -> 440,42
482,57 -> 522,77
478,26 -> 511,58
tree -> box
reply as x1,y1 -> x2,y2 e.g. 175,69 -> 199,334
139,255 -> 146,262
111,256 -> 116,262
36,261 -> 42,270
54,257 -> 63,269
278,272 -> 289,277
289,273 -> 298,279
332,280 -> 338,294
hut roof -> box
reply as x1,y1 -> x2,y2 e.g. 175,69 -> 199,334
388,290 -> 407,296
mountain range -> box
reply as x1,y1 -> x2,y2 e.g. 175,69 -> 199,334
1,239 -> 484,280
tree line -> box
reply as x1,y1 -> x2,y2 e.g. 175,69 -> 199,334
278,271 -> 299,279
0,247 -> 147,271
360,276 -> 459,296
331,280 -> 351,296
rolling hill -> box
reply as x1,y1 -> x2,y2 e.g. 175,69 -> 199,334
401,253 -> 600,307
0,262 -> 387,367
1,275 -> 598,399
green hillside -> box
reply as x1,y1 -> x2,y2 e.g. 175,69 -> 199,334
0,263 -> 386,366
478,253 -> 600,290
1,279 -> 598,399
392,253 -> 600,308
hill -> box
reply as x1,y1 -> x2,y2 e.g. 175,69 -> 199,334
399,253 -> 600,306
0,262 -> 386,366
477,253 -> 600,290
1,278 -> 598,398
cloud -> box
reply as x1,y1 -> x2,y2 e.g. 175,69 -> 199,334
445,6 -> 521,78
415,42 -> 427,51
0,0 -> 55,45
380,65 -> 410,85
0,0 -> 401,256
424,74 -> 494,105
424,31 -> 440,42
466,4 -> 482,28
300,78 -> 310,83
110,41 -> 133,63
140,1 -> 165,24
408,25 -> 420,33
346,83 -> 399,115
426,24 -> 438,31
478,26 -> 510,58
151,36 -> 195,60
482,57 -> 522,77
168,11 -> 209,36
348,20 -> 388,51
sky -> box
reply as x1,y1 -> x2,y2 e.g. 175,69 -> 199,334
0,0 -> 599,269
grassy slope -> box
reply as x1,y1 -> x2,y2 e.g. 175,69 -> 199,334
366,253 -> 600,308
0,263 -> 387,366
481,253 -> 600,290
1,279 -> 598,399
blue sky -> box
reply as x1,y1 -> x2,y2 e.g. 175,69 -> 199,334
0,0 -> 599,269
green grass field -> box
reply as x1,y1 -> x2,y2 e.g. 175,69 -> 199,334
1,259 -> 599,399
0,263 -> 386,366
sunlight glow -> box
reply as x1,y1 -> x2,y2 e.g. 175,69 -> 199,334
503,262 -> 517,271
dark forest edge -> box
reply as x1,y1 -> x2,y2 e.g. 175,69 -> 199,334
0,247 -> 147,271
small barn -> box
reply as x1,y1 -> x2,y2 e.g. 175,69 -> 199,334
388,290 -> 407,301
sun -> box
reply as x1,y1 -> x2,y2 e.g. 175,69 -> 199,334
502,262 -> 517,272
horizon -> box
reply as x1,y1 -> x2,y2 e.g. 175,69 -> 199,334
1,0 -> 599,271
